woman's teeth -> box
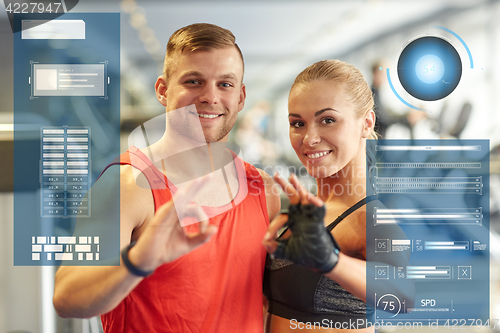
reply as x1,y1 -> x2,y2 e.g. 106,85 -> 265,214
307,151 -> 330,159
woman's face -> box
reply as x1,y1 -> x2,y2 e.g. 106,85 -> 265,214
288,80 -> 373,178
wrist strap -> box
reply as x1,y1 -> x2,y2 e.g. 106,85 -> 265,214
121,241 -> 154,277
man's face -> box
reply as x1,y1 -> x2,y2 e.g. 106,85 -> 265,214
157,47 -> 246,143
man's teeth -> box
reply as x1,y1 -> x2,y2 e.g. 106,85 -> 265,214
307,151 -> 330,159
198,113 -> 219,119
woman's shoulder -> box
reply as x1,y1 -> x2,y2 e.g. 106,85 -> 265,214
327,196 -> 381,259
328,207 -> 366,259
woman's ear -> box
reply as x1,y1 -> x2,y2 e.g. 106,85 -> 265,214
362,109 -> 376,138
155,76 -> 168,106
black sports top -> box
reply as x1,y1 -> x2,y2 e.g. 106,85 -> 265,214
263,195 -> 377,327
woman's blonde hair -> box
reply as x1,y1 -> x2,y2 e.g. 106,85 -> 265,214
291,59 -> 378,140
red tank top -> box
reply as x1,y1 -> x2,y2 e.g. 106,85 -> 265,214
100,146 -> 269,333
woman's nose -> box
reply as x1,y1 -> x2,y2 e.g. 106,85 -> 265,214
304,126 -> 321,146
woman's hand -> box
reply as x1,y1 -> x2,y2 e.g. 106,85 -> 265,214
262,173 -> 340,273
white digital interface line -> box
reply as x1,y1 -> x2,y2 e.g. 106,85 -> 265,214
374,176 -> 482,194
406,266 -> 451,279
32,236 -> 100,261
376,162 -> 481,169
425,241 -> 469,250
22,20 -> 85,40
375,145 -> 481,151
30,62 -> 109,98
374,207 -> 482,226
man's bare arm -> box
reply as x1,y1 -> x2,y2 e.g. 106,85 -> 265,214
53,166 -> 216,318
53,165 -> 152,318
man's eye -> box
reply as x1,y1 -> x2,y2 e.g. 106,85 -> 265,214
185,80 -> 200,84
220,82 -> 233,88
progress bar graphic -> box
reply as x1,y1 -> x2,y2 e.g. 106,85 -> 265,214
406,266 -> 451,279
375,145 -> 481,151
374,208 -> 482,226
425,241 -> 469,250
374,176 -> 482,194
376,162 -> 481,169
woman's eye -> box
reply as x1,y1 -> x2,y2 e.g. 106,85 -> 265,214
321,117 -> 335,125
290,121 -> 304,128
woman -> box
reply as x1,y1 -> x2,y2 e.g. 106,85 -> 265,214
262,60 -> 411,332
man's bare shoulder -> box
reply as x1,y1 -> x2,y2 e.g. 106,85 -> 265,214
119,164 -> 155,230
92,164 -> 154,230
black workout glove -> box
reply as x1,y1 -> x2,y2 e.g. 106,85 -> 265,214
274,204 -> 340,273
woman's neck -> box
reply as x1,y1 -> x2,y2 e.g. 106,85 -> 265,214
316,154 -> 369,206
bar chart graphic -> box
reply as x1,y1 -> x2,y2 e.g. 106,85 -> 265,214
40,126 -> 91,218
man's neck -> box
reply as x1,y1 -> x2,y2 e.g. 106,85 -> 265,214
142,132 -> 240,208
146,132 -> 234,184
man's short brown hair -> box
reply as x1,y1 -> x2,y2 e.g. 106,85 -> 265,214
163,23 -> 244,82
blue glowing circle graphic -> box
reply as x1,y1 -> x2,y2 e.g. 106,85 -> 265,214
397,36 -> 462,101
415,55 -> 445,84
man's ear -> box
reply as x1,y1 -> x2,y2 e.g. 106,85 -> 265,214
237,83 -> 246,112
155,76 -> 168,106
362,109 -> 376,138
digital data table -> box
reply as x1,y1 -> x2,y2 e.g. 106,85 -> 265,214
41,126 -> 91,218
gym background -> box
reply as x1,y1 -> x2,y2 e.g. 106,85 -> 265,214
1,0 -> 500,332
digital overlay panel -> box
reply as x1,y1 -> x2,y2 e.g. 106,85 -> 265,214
14,13 -> 120,266
367,139 -> 489,325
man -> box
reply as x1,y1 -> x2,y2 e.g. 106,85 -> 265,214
53,23 -> 280,332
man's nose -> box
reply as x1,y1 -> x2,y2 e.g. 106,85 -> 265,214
199,84 -> 219,105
